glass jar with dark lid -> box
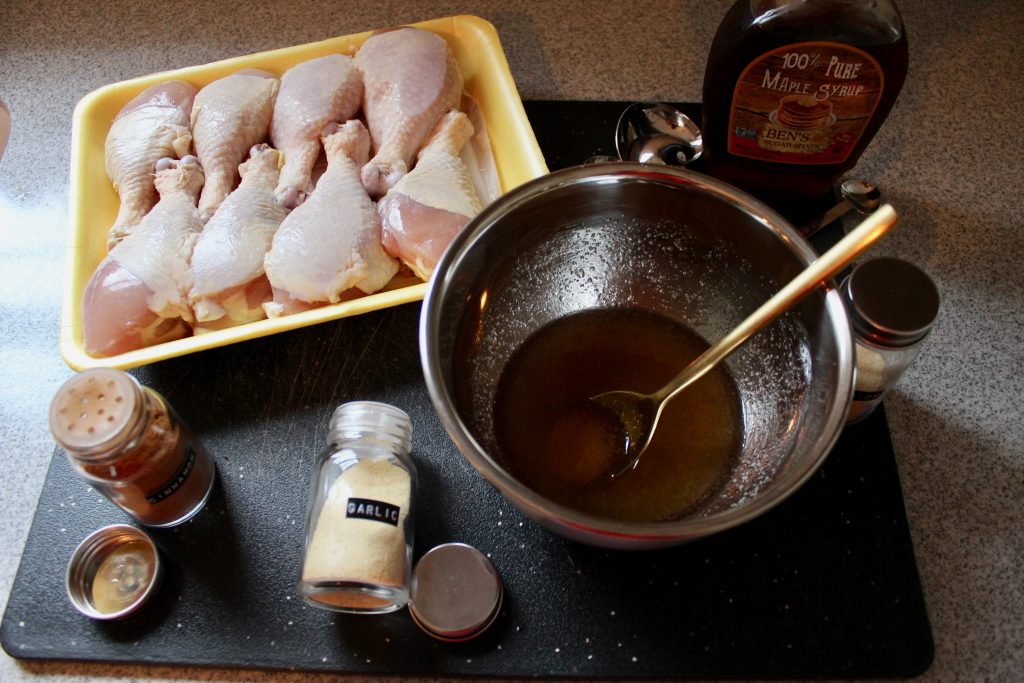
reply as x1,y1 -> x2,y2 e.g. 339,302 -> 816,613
842,257 -> 940,423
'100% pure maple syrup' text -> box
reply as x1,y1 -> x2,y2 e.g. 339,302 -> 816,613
762,52 -> 869,98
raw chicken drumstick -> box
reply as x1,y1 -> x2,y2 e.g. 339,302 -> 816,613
104,80 -> 196,248
189,144 -> 290,331
82,156 -> 205,357
379,110 -> 482,280
355,27 -> 463,198
270,54 -> 363,208
263,120 -> 398,317
191,69 -> 279,221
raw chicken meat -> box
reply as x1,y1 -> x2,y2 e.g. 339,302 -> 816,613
355,27 -> 463,198
378,111 -> 482,280
191,69 -> 279,221
189,144 -> 289,331
104,80 -> 196,248
264,121 -> 398,317
270,54 -> 363,208
83,157 -> 204,357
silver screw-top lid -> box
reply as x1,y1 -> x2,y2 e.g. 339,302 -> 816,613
409,543 -> 503,642
843,257 -> 940,348
328,401 -> 412,455
66,524 -> 162,620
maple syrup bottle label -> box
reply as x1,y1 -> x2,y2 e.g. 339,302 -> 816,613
727,42 -> 884,165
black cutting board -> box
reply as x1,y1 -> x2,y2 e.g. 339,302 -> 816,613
1,101 -> 933,679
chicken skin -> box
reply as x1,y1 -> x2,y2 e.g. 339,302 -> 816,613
264,120 -> 398,317
189,144 -> 289,331
270,54 -> 363,208
355,27 -> 462,198
104,80 -> 196,248
83,157 -> 204,357
191,69 -> 279,221
378,110 -> 481,280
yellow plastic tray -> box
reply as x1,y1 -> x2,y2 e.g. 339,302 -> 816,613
61,15 -> 548,371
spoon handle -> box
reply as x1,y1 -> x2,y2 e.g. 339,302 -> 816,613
799,180 -> 881,238
653,204 -> 899,406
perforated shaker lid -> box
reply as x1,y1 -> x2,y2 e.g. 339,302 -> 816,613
409,543 -> 503,642
843,257 -> 940,348
66,524 -> 162,620
49,368 -> 141,453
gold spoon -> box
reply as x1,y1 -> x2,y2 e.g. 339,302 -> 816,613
591,204 -> 899,478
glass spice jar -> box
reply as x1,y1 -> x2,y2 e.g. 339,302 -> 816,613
48,368 -> 217,527
842,257 -> 940,423
299,401 -> 417,614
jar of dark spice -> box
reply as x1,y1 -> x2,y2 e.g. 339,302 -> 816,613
841,257 -> 940,423
49,368 -> 216,526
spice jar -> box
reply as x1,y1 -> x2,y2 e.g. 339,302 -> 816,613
49,368 -> 217,526
299,401 -> 417,614
842,257 -> 940,423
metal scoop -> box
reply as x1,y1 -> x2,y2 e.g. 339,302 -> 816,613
800,179 -> 882,238
591,204 -> 899,478
615,102 -> 703,166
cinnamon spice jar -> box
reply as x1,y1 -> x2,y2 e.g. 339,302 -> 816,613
49,368 -> 216,527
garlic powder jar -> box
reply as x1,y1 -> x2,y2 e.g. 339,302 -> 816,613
299,401 -> 417,614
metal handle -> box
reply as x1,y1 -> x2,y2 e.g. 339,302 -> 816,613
654,204 -> 899,406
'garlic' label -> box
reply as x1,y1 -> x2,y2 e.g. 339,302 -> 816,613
346,497 -> 401,526
727,41 -> 883,165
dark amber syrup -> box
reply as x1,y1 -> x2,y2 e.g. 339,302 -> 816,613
493,308 -> 743,523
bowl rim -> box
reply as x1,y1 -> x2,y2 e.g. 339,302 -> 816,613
420,163 -> 854,543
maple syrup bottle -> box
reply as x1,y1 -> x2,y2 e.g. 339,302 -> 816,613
702,0 -> 908,202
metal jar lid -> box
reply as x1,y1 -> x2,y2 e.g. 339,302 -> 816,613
49,368 -> 143,454
66,524 -> 162,620
842,257 -> 940,348
409,543 -> 503,642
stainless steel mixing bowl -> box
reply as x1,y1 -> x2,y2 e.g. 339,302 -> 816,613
420,163 -> 853,549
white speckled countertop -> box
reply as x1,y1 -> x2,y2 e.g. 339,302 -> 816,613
1,1 -> 1022,680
